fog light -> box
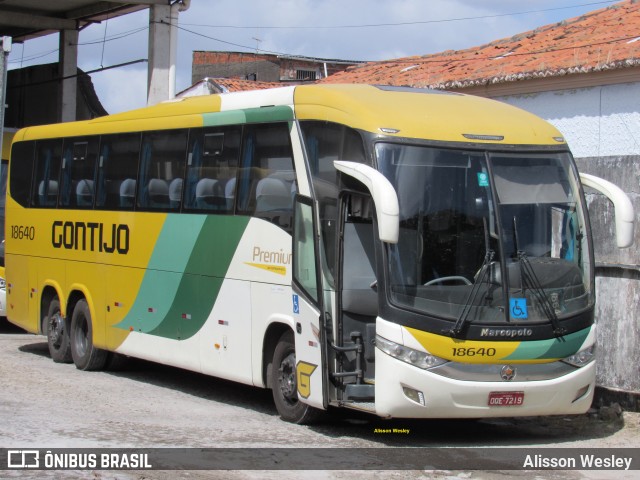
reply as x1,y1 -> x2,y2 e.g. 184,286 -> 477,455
572,385 -> 590,403
402,386 -> 426,406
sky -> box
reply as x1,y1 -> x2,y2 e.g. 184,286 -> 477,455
7,0 -> 622,114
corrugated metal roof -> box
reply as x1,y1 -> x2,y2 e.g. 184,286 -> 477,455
321,0 -> 640,89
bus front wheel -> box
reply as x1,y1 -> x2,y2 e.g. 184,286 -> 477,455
270,331 -> 320,424
46,299 -> 72,363
70,299 -> 107,371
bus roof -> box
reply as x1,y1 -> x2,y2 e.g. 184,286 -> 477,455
13,84 -> 565,147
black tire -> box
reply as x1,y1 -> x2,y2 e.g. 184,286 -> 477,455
70,299 -> 107,371
270,331 -> 321,424
105,352 -> 130,371
46,299 -> 72,363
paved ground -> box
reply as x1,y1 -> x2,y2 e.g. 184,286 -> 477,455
0,319 -> 638,479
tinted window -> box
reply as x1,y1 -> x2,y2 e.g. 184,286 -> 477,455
237,123 -> 295,231
33,139 -> 63,207
59,137 -> 99,209
138,130 -> 188,211
95,133 -> 141,210
300,121 -> 366,286
184,126 -> 241,213
9,141 -> 34,208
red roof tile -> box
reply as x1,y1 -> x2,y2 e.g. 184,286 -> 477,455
321,0 -> 640,89
211,78 -> 284,92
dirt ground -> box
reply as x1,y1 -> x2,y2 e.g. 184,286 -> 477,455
0,320 -> 638,479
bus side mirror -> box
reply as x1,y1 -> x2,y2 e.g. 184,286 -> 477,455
334,161 -> 399,244
580,173 -> 635,248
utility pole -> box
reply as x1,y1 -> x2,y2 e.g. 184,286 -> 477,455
0,36 -> 12,157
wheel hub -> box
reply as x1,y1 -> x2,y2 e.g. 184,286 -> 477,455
49,313 -> 64,345
279,352 -> 297,400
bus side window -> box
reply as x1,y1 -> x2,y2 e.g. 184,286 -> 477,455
32,139 -> 63,207
95,133 -> 141,210
184,126 -> 241,213
237,123 -> 296,231
137,129 -> 188,211
59,137 -> 99,209
9,141 -> 35,208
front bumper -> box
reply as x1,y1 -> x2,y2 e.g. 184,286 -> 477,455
374,346 -> 595,418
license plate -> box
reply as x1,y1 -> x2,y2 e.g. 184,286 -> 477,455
488,391 -> 525,406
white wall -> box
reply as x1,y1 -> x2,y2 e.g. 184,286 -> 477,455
499,82 -> 640,159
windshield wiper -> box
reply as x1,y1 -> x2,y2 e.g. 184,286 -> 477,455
512,216 -> 567,337
448,218 -> 495,338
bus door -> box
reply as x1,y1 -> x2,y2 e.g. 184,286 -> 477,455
291,195 -> 327,410
333,192 -> 377,405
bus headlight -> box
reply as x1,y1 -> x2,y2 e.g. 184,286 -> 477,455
562,345 -> 595,367
376,335 -> 448,369
0,278 -> 5,290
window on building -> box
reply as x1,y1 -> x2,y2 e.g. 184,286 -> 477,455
296,69 -> 317,81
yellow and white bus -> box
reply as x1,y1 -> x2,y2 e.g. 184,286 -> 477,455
5,84 -> 634,423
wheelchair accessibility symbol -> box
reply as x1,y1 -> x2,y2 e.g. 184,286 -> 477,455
510,298 -> 528,319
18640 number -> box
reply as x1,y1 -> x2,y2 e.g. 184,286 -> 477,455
451,347 -> 496,357
10,225 -> 35,240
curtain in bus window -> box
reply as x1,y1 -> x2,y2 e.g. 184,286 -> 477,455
238,132 -> 254,212
306,135 -> 319,175
96,143 -> 109,207
185,137 -> 202,208
59,145 -> 74,206
138,140 -> 152,207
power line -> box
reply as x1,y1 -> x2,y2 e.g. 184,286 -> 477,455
180,1 -> 618,30
8,48 -> 58,65
172,23 -> 292,57
76,26 -> 149,46
8,59 -> 148,89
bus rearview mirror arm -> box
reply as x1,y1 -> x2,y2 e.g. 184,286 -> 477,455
334,161 -> 399,244
579,173 -> 635,248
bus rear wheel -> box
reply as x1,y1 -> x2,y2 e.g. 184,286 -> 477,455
270,331 -> 321,424
46,299 -> 72,363
70,299 -> 107,371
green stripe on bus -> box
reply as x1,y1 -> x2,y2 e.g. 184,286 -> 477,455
244,106 -> 294,123
504,327 -> 591,361
116,215 -> 249,338
202,106 -> 293,127
115,215 -> 205,332
147,215 -> 250,339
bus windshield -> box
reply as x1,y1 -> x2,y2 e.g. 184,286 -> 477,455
376,143 -> 593,328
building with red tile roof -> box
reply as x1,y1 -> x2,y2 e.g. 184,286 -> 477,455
192,51 -> 362,86
322,0 -> 640,97
177,77 -> 283,97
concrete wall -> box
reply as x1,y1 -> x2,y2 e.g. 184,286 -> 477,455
499,83 -> 640,395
